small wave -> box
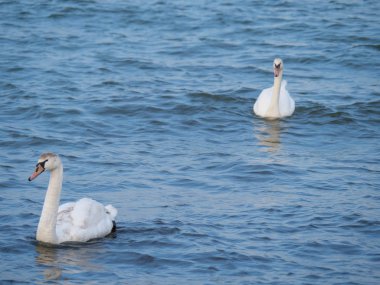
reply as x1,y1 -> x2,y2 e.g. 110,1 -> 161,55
93,80 -> 123,87
124,225 -> 180,236
362,44 -> 380,51
348,100 -> 380,116
136,254 -> 155,264
296,101 -> 358,125
187,92 -> 241,104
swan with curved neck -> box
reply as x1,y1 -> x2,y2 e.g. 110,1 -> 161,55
253,58 -> 295,119
29,153 -> 117,244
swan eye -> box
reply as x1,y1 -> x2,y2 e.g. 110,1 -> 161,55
275,63 -> 281,68
36,159 -> 48,170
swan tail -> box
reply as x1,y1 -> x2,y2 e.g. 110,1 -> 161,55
105,204 -> 118,220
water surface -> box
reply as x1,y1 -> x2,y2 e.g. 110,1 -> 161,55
1,0 -> 379,284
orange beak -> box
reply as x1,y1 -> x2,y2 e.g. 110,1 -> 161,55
28,163 -> 45,181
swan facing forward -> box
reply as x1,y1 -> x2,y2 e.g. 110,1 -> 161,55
29,153 -> 117,244
253,58 -> 295,119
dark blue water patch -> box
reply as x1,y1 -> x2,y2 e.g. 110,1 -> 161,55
187,249 -> 274,275
123,225 -> 181,237
340,218 -> 380,233
187,91 -> 244,104
345,100 -> 380,128
359,43 -> 380,51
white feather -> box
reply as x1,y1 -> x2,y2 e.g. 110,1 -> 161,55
55,198 -> 115,243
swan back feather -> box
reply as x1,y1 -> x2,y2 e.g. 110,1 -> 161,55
56,198 -> 116,243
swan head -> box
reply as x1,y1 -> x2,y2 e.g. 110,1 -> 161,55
28,153 -> 61,181
273,58 -> 283,77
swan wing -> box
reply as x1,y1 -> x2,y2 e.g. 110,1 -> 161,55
281,79 -> 287,90
253,86 -> 273,117
56,198 -> 116,243
56,202 -> 75,241
279,80 -> 295,117
57,202 -> 75,228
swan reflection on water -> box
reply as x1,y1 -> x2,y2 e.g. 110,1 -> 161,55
35,242 -> 103,281
254,119 -> 281,152
35,243 -> 62,281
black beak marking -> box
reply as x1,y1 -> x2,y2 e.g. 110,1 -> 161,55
35,159 -> 48,171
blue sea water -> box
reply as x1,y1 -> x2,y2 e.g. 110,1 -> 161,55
1,0 -> 379,284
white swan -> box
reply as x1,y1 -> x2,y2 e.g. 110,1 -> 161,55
28,153 -> 117,244
253,58 -> 295,119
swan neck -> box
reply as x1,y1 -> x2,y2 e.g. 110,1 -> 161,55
36,165 -> 63,244
263,73 -> 282,118
273,74 -> 282,101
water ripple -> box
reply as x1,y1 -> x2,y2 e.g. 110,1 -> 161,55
0,0 -> 379,284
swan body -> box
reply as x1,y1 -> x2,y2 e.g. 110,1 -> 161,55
253,58 -> 295,119
29,153 -> 117,244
